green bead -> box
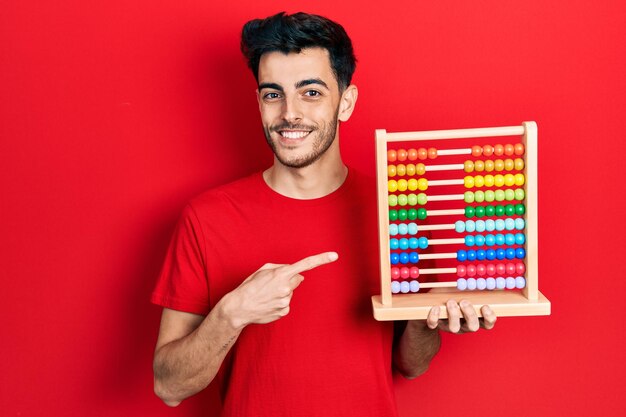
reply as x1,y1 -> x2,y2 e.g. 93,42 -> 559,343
504,189 -> 515,201
464,191 -> 475,203
398,209 -> 408,221
408,208 -> 418,220
475,206 -> 486,217
485,190 -> 495,202
474,191 -> 485,203
465,206 -> 475,218
515,188 -> 525,201
389,195 -> 398,207
505,204 -> 515,216
398,194 -> 408,206
495,205 -> 505,216
515,204 -> 525,215
417,208 -> 427,220
389,210 -> 398,221
407,194 -> 418,206
417,193 -> 427,205
485,205 -> 496,216
494,189 -> 505,201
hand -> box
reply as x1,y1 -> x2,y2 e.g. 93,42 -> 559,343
223,252 -> 338,329
426,299 -> 497,334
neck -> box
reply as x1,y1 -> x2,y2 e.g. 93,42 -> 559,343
263,139 -> 348,199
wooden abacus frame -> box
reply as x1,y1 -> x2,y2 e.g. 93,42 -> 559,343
372,121 -> 551,320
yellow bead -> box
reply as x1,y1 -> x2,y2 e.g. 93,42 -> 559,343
417,178 -> 428,191
464,176 -> 475,188
484,160 -> 495,172
464,160 -> 474,173
406,164 -> 416,176
494,175 -> 505,187
504,174 -> 515,186
408,178 -> 418,191
416,163 -> 426,175
388,165 -> 397,177
504,159 -> 515,171
484,174 -> 495,187
396,164 -> 406,176
474,160 -> 485,172
474,175 -> 485,187
515,173 -> 525,186
494,159 -> 505,171
397,179 -> 408,191
388,180 -> 398,192
514,158 -> 525,170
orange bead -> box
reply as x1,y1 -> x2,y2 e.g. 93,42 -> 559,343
416,163 -> 426,175
471,145 -> 483,157
387,165 -> 397,177
494,144 -> 504,156
464,160 -> 475,173
514,143 -> 525,156
504,144 -> 515,156
482,145 -> 494,157
417,148 -> 428,160
397,149 -> 408,161
407,148 -> 418,161
396,164 -> 406,176
494,159 -> 505,171
406,164 -> 416,176
514,158 -> 524,170
388,150 -> 397,162
474,160 -> 485,172
504,159 -> 515,171
484,160 -> 495,172
427,148 -> 437,159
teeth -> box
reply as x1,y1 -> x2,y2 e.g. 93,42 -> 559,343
280,131 -> 309,139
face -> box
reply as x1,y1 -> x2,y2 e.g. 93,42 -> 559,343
256,48 -> 356,168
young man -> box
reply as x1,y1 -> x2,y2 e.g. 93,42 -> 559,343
151,12 -> 496,416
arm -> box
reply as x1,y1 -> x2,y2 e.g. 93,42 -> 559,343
153,252 -> 338,406
392,300 -> 497,379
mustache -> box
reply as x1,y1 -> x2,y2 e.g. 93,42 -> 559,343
270,123 -> 317,132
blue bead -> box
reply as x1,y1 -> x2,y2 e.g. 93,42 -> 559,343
399,238 -> 409,250
495,234 -> 505,246
475,220 -> 486,232
389,224 -> 399,236
391,281 -> 401,293
455,220 -> 466,233
390,239 -> 399,250
496,248 -> 506,260
465,220 -> 476,233
515,218 -> 525,230
486,277 -> 496,290
496,277 -> 506,289
408,223 -> 418,235
476,249 -> 486,260
516,248 -> 526,259
505,218 -> 515,231
505,233 -> 515,246
485,219 -> 496,232
399,252 -> 410,264
515,276 -> 526,289
390,253 -> 400,264
515,233 -> 526,245
505,277 -> 516,289
457,278 -> 468,291
467,278 -> 477,290
398,223 -> 408,235
485,234 -> 496,246
486,249 -> 496,260
409,280 -> 420,293
418,237 -> 429,249
400,281 -> 410,293
495,219 -> 505,231
408,237 -> 419,249
505,248 -> 516,260
457,250 -> 467,261
467,250 -> 477,261
465,235 -> 475,246
409,252 -> 419,263
474,234 -> 486,246
477,278 -> 487,290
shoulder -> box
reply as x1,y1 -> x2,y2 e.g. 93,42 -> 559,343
187,171 -> 264,212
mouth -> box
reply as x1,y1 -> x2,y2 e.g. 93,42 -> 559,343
278,130 -> 312,139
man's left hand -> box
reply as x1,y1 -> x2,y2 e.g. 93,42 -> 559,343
426,300 -> 497,334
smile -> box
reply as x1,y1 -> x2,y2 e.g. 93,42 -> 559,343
279,130 -> 311,139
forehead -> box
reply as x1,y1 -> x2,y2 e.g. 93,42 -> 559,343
257,47 -> 337,89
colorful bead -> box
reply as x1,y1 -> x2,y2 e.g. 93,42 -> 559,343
397,149 -> 408,161
410,280 -> 420,292
389,224 -> 399,236
515,204 -> 525,215
474,191 -> 485,203
475,220 -> 486,232
457,250 -> 467,261
417,208 -> 427,219
505,248 -> 516,260
504,143 -> 515,156
475,206 -> 486,217
486,263 -> 496,276
389,210 -> 398,221
391,253 -> 400,264
474,160 -> 485,172
408,238 -> 419,249
389,195 -> 398,206
516,248 -> 526,259
407,178 -> 418,192
457,278 -> 468,291
465,220 -> 476,233
477,278 -> 487,290
504,204 -> 515,216
483,145 -> 494,157
485,205 -> 495,216
496,263 -> 506,275
496,248 -> 506,260
495,234 -> 506,246
465,206 -> 475,218
464,160 -> 474,173
398,209 -> 408,220
464,176 -> 475,188
407,194 -> 418,206
388,150 -> 397,162
406,208 -> 416,220
505,277 -> 516,289
476,264 -> 486,276
486,249 -> 496,260
495,205 -> 505,216
514,158 -> 524,170
397,179 -> 408,191
515,218 -> 525,230
474,234 -> 486,246
399,238 -> 409,250
388,180 -> 398,192
455,220 -> 466,233
494,174 -> 505,187
391,281 -> 401,293
484,159 -> 495,172
467,278 -> 477,290
390,238 -> 399,249
410,267 -> 420,279
476,249 -> 486,260
504,174 -> 515,187
486,277 -> 496,290
418,237 -> 428,249
514,143 -> 525,156
391,267 -> 401,280
396,164 -> 406,176
417,148 -> 428,160
485,219 -> 495,231
494,144 -> 504,156
417,193 -> 427,205
410,252 -> 419,263
484,190 -> 495,202
467,250 -> 477,261
397,194 -> 408,206
408,223 -> 418,235
464,192 -> 475,203
484,175 -> 495,187
474,175 -> 485,187
505,234 -> 515,246
398,223 -> 408,235
495,219 -> 505,231
515,188 -> 525,200
457,265 -> 467,277
466,264 -> 477,277
407,148 -> 418,161
471,145 -> 482,157
515,276 -> 526,288
515,233 -> 526,245
496,277 -> 506,289
416,163 -> 426,175
388,165 -> 397,177
505,263 -> 516,275
504,218 -> 515,230
465,235 -> 475,246
504,159 -> 514,171
516,262 -> 526,275
400,281 -> 410,293
504,189 -> 515,201
514,173 -> 525,186
494,159 -> 505,172
428,148 -> 437,159
417,178 -> 428,190
485,234 -> 496,246
406,164 -> 416,176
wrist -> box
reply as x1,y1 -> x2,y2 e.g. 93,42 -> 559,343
217,291 -> 248,331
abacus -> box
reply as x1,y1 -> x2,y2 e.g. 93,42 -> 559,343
371,122 -> 551,320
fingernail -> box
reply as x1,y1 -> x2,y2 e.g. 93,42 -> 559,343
328,252 -> 338,261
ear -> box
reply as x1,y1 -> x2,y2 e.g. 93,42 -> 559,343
337,84 -> 358,122
255,89 -> 262,112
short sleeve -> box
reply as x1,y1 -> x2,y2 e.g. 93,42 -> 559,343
151,204 -> 210,315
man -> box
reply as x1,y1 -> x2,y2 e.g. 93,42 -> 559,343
151,12 -> 496,416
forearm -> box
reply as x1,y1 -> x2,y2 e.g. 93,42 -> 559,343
153,295 -> 242,406
393,320 -> 441,379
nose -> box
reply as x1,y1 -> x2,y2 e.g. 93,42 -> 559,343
280,95 -> 303,123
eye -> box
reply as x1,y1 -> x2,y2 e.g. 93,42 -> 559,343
304,90 -> 321,97
263,92 -> 281,100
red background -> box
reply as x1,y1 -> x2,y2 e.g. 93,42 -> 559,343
2,1 -> 625,416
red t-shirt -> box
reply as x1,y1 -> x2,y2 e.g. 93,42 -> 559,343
152,169 -> 398,417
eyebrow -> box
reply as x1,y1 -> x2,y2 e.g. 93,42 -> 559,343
258,78 -> 330,91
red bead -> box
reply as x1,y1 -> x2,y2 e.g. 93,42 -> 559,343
388,150 -> 397,162
427,147 -> 437,159
504,143 -> 515,156
516,262 -> 526,275
483,145 -> 494,157
476,263 -> 486,276
400,267 -> 410,279
496,263 -> 506,275
457,265 -> 467,277
514,143 -> 525,156
391,267 -> 400,280
494,144 -> 504,156
471,145 -> 482,157
466,264 -> 477,277
417,148 -> 428,160
505,263 -> 516,275
407,148 -> 418,161
397,149 -> 408,161
486,263 -> 496,276
410,267 -> 420,278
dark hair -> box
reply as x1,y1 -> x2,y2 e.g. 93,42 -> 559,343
241,12 -> 356,91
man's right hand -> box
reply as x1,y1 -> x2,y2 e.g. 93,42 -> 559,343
222,251 -> 339,329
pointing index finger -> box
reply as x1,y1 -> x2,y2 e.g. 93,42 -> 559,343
279,252 -> 339,277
